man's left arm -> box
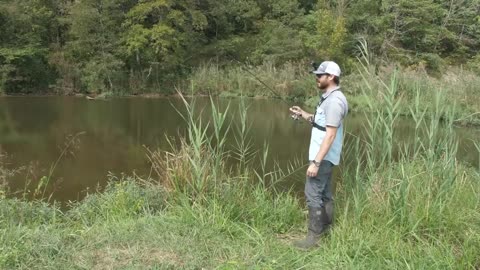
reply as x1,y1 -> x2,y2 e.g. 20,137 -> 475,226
313,126 -> 337,163
306,126 -> 337,177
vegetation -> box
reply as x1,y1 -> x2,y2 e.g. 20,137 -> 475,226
1,0 -> 479,95
186,55 -> 480,126
1,71 -> 479,268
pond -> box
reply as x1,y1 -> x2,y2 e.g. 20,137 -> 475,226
0,96 -> 478,203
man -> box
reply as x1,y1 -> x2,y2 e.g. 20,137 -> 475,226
289,61 -> 348,249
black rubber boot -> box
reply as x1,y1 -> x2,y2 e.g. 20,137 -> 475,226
324,200 -> 334,226
293,207 -> 325,249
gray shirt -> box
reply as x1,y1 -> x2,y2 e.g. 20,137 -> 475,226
320,87 -> 348,127
308,86 -> 348,165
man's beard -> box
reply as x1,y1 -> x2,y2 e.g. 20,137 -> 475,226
318,82 -> 327,89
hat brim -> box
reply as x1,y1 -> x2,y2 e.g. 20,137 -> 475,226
312,71 -> 328,75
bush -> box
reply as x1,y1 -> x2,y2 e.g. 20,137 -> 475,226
67,177 -> 166,225
0,199 -> 61,226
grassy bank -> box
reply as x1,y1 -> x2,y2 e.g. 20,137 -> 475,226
1,77 -> 480,269
181,60 -> 480,126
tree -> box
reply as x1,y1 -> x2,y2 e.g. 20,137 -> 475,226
63,0 -> 134,93
301,1 -> 348,65
434,0 -> 480,60
0,0 -> 58,93
121,0 -> 208,89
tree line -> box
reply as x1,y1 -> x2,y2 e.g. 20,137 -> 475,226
1,0 -> 479,94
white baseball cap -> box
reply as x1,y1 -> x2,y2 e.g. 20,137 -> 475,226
312,61 -> 341,77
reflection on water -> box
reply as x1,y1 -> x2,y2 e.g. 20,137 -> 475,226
0,96 -> 478,203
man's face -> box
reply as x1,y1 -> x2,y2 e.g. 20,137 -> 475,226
315,74 -> 331,90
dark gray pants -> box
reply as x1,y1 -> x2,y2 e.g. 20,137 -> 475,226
305,160 -> 334,208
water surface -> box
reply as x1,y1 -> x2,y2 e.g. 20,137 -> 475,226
0,96 -> 478,203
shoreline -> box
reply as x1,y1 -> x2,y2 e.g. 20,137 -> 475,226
1,91 -> 479,127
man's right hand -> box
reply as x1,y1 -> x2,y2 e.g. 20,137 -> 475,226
289,106 -> 304,117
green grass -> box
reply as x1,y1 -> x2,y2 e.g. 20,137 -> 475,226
1,164 -> 478,269
1,72 -> 480,269
181,61 -> 315,101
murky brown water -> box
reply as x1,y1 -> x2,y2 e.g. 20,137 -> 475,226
0,96 -> 478,203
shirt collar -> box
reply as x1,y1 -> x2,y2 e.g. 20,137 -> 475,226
321,86 -> 341,99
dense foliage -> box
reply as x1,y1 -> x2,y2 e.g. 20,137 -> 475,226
1,0 -> 479,94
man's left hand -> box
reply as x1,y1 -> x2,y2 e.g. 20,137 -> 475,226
307,163 -> 319,178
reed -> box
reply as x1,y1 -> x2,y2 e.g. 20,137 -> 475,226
183,55 -> 480,126
184,61 -> 315,99
333,51 -> 479,268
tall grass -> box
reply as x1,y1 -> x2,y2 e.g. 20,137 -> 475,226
346,60 -> 480,126
145,92 -> 304,232
334,53 -> 480,268
184,61 -> 315,100
144,80 -> 479,268
183,57 -> 480,126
